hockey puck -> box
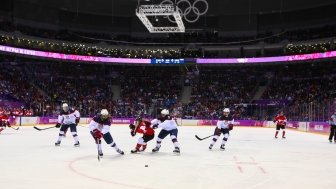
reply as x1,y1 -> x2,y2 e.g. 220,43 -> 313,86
145,165 -> 148,167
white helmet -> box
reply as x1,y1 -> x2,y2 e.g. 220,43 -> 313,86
161,109 -> 169,115
223,108 -> 230,113
101,109 -> 109,116
62,103 -> 69,111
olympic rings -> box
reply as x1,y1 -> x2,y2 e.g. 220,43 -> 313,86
160,0 -> 209,23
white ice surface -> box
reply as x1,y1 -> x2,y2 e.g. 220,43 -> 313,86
0,126 -> 335,189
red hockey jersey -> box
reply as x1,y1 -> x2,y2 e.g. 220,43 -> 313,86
0,115 -> 10,126
135,121 -> 154,136
274,115 -> 287,126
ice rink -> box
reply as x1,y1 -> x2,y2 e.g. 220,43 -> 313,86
0,125 -> 335,189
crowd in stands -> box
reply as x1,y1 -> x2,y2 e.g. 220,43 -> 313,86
1,57 -> 336,121
0,61 -> 43,116
117,66 -> 182,117
285,41 -> 336,55
0,60 -> 183,117
182,67 -> 260,119
262,62 -> 336,121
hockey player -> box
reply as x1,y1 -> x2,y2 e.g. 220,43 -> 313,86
129,116 -> 155,153
209,108 -> 234,150
274,111 -> 287,139
89,109 -> 124,157
151,109 -> 180,153
0,113 -> 11,134
328,111 -> 336,143
54,103 -> 80,146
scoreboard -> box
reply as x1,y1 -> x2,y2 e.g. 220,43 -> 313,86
151,58 -> 185,64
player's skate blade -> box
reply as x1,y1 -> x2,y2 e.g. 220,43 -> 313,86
117,149 -> 124,155
55,141 -> 61,146
131,149 -> 140,153
173,147 -> 180,154
152,147 -> 160,153
74,142 -> 80,147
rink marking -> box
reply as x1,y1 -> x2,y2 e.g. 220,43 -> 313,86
68,156 -> 155,189
258,166 -> 267,174
237,166 -> 244,173
234,156 -> 267,174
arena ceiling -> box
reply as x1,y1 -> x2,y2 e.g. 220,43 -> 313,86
17,0 -> 336,16
2,0 -> 336,33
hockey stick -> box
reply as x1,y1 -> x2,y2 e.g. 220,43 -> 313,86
96,138 -> 102,162
195,134 -> 213,141
9,126 -> 20,130
33,126 -> 57,131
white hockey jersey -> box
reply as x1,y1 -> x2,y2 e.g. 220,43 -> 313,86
58,110 -> 80,125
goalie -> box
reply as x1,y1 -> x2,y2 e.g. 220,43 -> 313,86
129,117 -> 155,153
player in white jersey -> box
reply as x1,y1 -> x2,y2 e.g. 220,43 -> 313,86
209,108 -> 234,150
151,109 -> 180,153
55,103 -> 80,147
329,111 -> 336,143
89,109 -> 124,157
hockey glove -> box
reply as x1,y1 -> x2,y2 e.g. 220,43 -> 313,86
55,123 -> 61,128
93,129 -> 103,139
129,124 -> 136,130
228,124 -> 233,130
75,118 -> 80,125
130,130 -> 136,137
152,124 -> 159,129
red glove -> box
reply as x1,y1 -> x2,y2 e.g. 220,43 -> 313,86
228,124 -> 233,130
93,129 -> 103,139
75,118 -> 80,124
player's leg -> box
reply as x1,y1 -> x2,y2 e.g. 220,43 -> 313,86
209,127 -> 221,149
281,126 -> 286,138
328,125 -> 333,142
0,124 -> 4,133
275,125 -> 280,138
169,129 -> 180,153
141,134 -> 154,151
64,128 -> 68,138
152,130 -> 169,152
55,124 -> 69,146
220,129 -> 230,150
103,132 -> 124,155
332,125 -> 336,142
69,124 -> 80,146
131,137 -> 144,153
90,131 -> 103,156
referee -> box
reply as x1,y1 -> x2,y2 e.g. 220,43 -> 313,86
329,111 -> 336,143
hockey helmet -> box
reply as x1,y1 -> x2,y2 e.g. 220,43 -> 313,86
161,109 -> 169,115
62,103 -> 69,111
223,108 -> 230,113
101,109 -> 109,119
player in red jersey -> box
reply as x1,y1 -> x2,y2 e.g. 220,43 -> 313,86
129,116 -> 155,153
273,111 -> 287,139
0,114 -> 11,134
